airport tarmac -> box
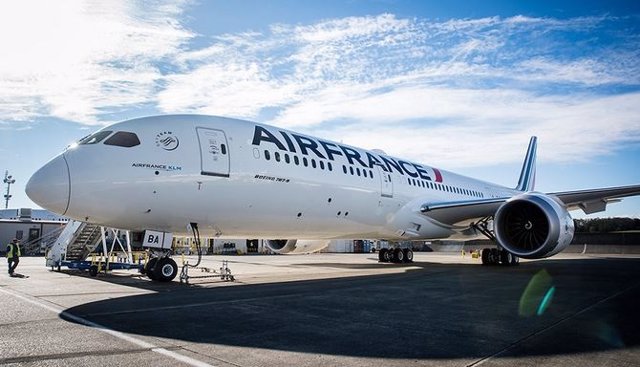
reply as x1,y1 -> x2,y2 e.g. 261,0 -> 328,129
1,252 -> 639,367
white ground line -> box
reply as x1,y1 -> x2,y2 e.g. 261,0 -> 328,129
0,287 -> 216,367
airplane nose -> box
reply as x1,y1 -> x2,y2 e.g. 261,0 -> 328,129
26,154 -> 70,215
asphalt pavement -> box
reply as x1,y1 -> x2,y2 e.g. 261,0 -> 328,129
1,252 -> 638,366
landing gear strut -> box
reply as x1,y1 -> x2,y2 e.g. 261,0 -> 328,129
378,248 -> 413,263
472,216 -> 520,267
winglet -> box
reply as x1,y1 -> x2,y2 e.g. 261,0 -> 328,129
515,136 -> 537,192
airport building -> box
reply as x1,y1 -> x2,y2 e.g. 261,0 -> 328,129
0,208 -> 69,255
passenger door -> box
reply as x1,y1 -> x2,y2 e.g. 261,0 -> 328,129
196,127 -> 230,177
378,166 -> 393,198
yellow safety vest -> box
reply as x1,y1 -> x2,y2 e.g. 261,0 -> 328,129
7,243 -> 21,258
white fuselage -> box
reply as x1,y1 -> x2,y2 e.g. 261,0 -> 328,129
27,115 -> 518,240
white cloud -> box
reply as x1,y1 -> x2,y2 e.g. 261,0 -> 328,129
1,8 -> 639,167
308,90 -> 640,168
156,13 -> 639,166
0,0 -> 193,123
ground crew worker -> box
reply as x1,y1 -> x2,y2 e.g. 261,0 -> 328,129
7,239 -> 21,276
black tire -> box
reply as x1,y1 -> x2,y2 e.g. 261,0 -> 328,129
500,250 -> 512,266
146,258 -> 158,280
383,248 -> 393,262
378,248 -> 388,262
154,258 -> 178,282
510,255 -> 520,266
89,265 -> 98,277
490,248 -> 500,265
403,248 -> 414,263
393,248 -> 404,263
481,248 -> 490,265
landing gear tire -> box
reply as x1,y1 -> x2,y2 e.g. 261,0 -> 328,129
403,248 -> 414,263
383,249 -> 393,262
393,248 -> 405,263
490,248 -> 499,264
481,248 -> 490,265
510,254 -> 520,266
145,258 -> 158,280
154,258 -> 178,282
378,248 -> 388,262
500,250 -> 512,266
482,248 -> 519,266
89,265 -> 98,277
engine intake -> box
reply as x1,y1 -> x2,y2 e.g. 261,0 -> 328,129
265,239 -> 329,254
495,193 -> 574,259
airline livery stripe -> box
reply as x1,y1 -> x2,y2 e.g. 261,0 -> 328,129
433,168 -> 443,183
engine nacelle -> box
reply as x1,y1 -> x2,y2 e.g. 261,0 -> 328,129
494,192 -> 574,259
265,239 -> 330,254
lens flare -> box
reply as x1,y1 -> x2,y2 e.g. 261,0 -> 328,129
519,269 -> 555,317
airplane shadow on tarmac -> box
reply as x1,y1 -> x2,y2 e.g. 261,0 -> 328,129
61,257 -> 640,360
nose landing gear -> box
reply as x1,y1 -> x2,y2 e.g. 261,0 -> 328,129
142,253 -> 178,282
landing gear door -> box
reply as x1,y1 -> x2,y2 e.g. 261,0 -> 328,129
143,230 -> 173,249
197,127 -> 230,177
378,166 -> 393,198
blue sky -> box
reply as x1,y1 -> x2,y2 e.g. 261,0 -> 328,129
0,0 -> 639,218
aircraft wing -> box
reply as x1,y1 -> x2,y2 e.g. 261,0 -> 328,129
420,198 -> 508,226
419,184 -> 640,226
549,184 -> 640,214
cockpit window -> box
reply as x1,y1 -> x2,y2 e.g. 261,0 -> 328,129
78,131 -> 113,145
104,131 -> 141,148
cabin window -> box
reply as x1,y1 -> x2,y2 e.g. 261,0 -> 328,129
294,156 -> 299,165
275,152 -> 281,162
264,150 -> 271,160
104,131 -> 140,147
285,154 -> 290,164
319,161 -> 325,170
343,165 -> 347,174
79,130 -> 112,145
311,159 -> 317,169
328,162 -> 333,171
303,157 -> 308,167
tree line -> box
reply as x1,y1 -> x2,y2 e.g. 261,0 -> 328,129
574,217 -> 640,233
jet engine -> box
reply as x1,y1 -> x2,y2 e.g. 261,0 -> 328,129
265,239 -> 330,254
494,193 -> 574,259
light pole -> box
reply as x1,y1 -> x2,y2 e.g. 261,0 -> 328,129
4,170 -> 15,209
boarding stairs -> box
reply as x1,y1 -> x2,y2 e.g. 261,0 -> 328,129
46,220 -> 103,267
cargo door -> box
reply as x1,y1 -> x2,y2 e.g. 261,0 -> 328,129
197,127 -> 230,177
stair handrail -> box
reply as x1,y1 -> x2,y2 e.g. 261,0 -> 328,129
20,225 -> 66,255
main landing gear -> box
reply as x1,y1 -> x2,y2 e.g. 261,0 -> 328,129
471,216 -> 520,267
378,248 -> 414,263
480,248 -> 519,266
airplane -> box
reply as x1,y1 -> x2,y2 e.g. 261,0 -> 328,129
25,114 -> 640,281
